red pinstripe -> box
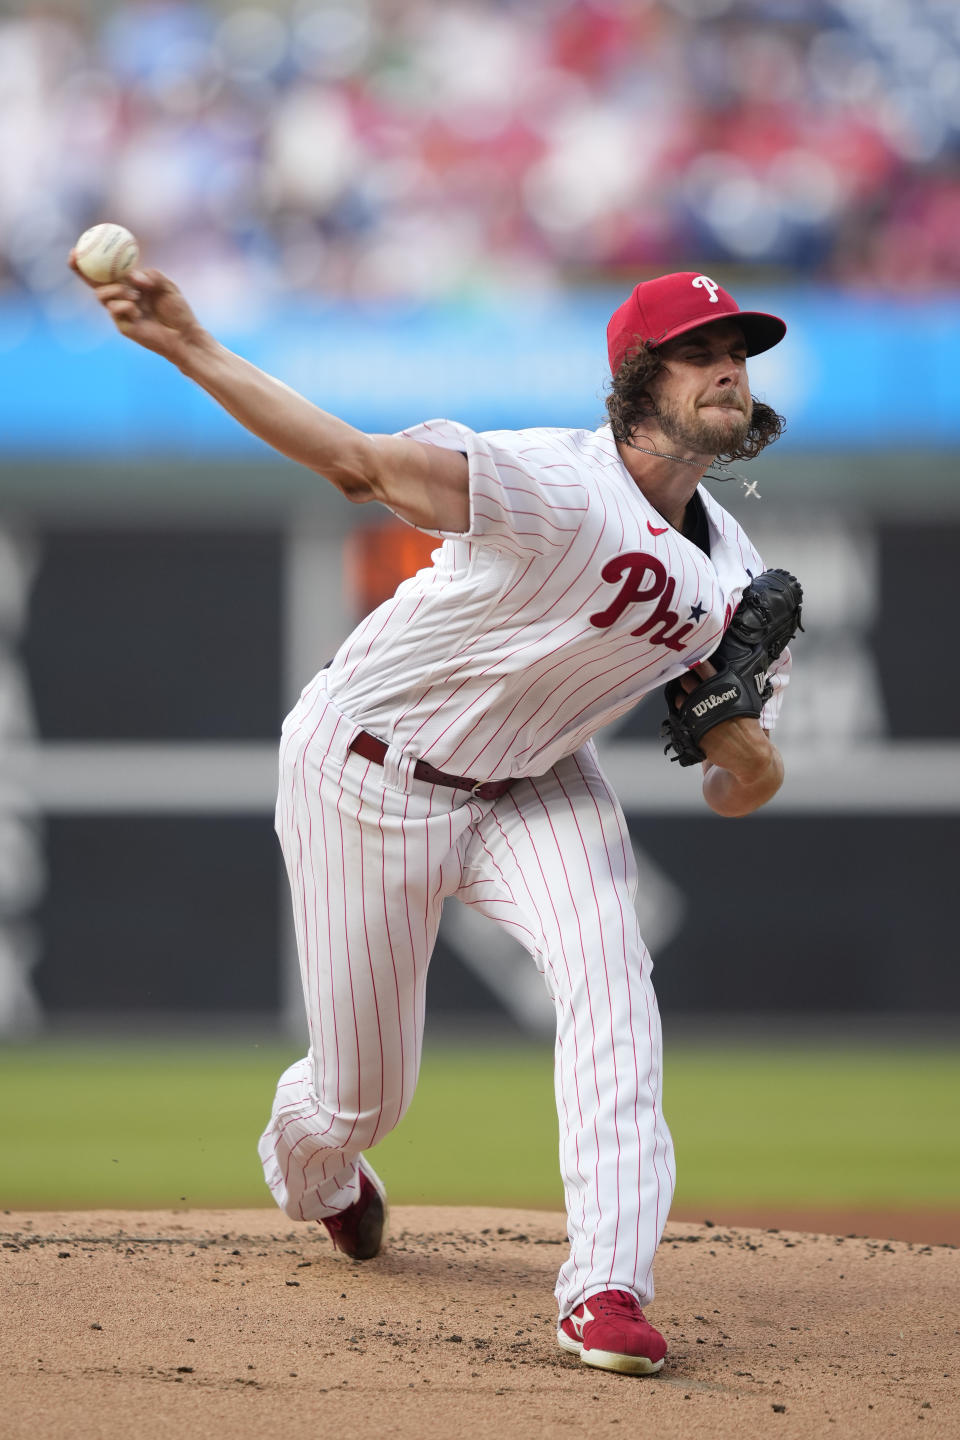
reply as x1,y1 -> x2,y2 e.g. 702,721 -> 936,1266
532,643 -> 699,764
451,750 -> 675,1310
315,729 -> 343,1130
473,497 -> 585,532
467,836 -> 539,952
302,720 -> 327,1109
337,756 -> 368,1150
502,783 -> 590,1299
493,553 -> 540,610
290,739 -> 358,1204
402,489 -> 609,762
391,487 -> 602,745
528,774 -> 604,1279
459,620 -> 614,773
338,591 -> 408,679
570,751 -> 653,1291
381,786 -> 409,1134
553,764 -> 624,1281
459,488 -> 626,771
421,596 -> 606,767
275,712 -> 340,1210
356,760 -> 387,1149
470,509 -> 568,549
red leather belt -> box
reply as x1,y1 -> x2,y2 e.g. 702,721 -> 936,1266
349,730 -> 514,802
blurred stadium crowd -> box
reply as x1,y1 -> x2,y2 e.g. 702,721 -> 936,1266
2,0 -> 959,314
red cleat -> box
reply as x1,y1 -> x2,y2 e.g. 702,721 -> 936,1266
319,1156 -> 388,1261
558,1289 -> 667,1375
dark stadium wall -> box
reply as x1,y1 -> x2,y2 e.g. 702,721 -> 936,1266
9,510 -> 960,1027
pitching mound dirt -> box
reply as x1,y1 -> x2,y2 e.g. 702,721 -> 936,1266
2,1207 -> 956,1440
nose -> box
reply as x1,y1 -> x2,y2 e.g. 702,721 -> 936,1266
713,355 -> 740,387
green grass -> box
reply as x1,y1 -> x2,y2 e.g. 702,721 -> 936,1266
2,1037 -> 958,1210
665,1045 -> 960,1206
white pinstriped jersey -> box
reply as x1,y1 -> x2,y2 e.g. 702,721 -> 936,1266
325,420 -> 789,780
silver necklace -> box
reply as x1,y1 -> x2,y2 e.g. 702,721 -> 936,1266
623,440 -> 759,499
625,440 -> 713,468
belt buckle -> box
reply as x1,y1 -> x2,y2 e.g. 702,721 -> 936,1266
471,779 -> 506,801
472,779 -> 501,801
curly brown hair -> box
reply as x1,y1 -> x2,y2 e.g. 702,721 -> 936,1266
604,342 -> 785,462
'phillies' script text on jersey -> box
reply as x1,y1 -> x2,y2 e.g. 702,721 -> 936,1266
590,552 -> 697,651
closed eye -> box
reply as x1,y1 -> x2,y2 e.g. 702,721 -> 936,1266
681,349 -> 747,365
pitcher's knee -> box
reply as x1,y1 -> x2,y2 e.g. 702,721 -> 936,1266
311,1093 -> 410,1153
307,1054 -> 414,1146
354,1089 -> 413,1149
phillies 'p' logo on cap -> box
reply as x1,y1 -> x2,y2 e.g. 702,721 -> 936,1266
691,274 -> 720,303
606,271 -> 786,373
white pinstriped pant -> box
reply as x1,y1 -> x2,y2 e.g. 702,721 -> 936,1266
258,676 -> 675,1315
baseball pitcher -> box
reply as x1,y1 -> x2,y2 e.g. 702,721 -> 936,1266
71,255 -> 802,1376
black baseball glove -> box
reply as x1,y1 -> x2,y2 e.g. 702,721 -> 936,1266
660,568 -> 803,767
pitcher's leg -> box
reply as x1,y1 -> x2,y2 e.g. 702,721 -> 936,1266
468,745 -> 675,1315
261,691 -> 466,1220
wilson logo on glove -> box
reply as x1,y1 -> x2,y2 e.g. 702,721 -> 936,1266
691,687 -> 738,719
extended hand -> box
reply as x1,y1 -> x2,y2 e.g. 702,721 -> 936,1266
68,256 -> 204,364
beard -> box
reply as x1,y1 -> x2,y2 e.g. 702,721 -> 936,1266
654,392 -> 752,457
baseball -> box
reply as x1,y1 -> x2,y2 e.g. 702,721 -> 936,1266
73,223 -> 139,284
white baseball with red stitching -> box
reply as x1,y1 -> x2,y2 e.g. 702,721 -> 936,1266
74,223 -> 139,283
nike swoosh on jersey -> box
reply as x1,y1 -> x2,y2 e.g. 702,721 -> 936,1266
647,521 -> 669,536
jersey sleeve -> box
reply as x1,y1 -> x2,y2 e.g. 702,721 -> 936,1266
394,418 -> 587,559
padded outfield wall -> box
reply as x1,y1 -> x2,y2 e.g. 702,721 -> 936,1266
1,287 -> 958,1035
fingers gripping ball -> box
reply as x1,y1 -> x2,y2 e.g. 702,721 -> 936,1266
660,567 -> 804,767
74,223 -> 139,283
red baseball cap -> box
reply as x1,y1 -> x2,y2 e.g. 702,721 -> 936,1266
607,271 -> 786,373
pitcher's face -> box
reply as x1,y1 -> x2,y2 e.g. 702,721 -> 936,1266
646,320 -> 752,456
